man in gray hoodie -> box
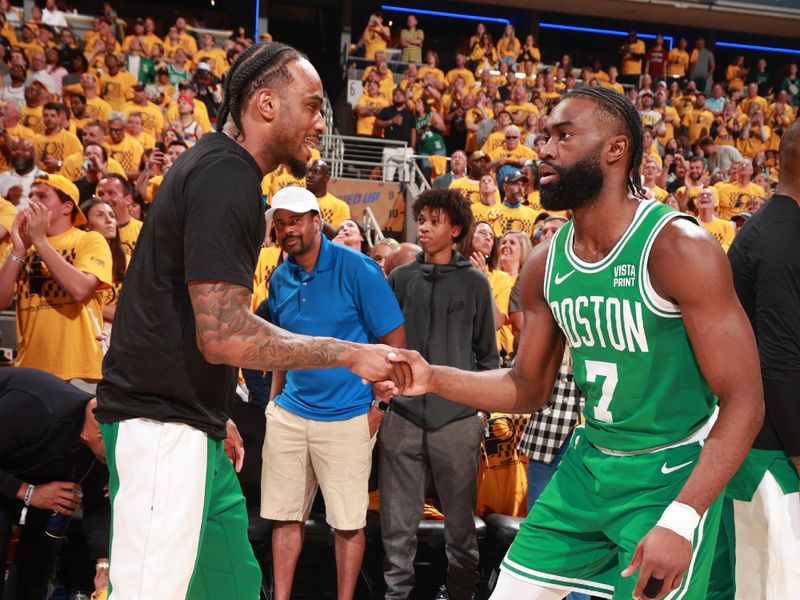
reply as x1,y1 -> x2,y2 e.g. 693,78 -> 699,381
379,188 -> 499,600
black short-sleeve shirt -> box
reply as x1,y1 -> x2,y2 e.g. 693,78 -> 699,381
96,133 -> 265,440
728,194 -> 800,455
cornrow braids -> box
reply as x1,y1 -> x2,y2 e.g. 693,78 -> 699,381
217,41 -> 307,133
565,87 -> 647,198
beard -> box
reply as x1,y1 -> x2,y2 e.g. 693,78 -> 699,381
12,157 -> 34,172
279,234 -> 308,256
540,154 -> 605,211
287,156 -> 308,179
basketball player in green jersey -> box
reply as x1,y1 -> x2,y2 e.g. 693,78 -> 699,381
381,87 -> 764,599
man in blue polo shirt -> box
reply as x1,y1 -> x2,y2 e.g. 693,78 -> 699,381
261,187 -> 406,600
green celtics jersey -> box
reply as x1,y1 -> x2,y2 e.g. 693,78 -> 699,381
544,200 -> 717,452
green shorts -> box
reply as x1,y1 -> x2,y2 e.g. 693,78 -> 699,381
502,427 -> 723,599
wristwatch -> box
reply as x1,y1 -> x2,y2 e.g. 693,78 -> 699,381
371,400 -> 390,413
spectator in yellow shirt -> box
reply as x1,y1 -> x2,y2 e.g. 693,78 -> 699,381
692,187 -> 735,251
619,30 -> 646,85
666,37 -> 690,80
80,73 -> 113,123
354,79 -> 389,137
446,53 -> 476,89
100,54 -> 136,110
174,16 -> 197,57
360,13 -> 390,61
106,112 -> 144,180
725,56 -> 746,91
305,159 -> 351,228
738,108 -> 771,158
122,84 -> 164,139
35,102 -> 83,174
497,24 -> 521,67
488,125 -> 537,187
683,93 -> 715,144
739,82 -> 768,117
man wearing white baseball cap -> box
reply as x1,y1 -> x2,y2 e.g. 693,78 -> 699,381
263,186 -> 406,600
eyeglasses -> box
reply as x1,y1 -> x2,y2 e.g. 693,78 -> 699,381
109,128 -> 124,133
505,135 -> 519,139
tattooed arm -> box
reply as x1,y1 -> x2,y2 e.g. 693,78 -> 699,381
188,280 -> 411,385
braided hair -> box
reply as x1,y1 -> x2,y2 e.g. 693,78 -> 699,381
565,87 -> 647,198
217,41 -> 307,134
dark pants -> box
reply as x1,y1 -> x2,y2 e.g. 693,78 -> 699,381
379,410 -> 484,600
0,499 -> 64,600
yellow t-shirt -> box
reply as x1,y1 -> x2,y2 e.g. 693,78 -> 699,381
675,184 -> 704,210
471,201 -> 504,237
488,144 -> 537,170
122,101 -> 165,139
0,198 -> 17,257
364,25 -> 388,60
165,100 -> 213,133
100,71 -> 137,110
355,95 -> 390,136
487,268 -> 513,353
725,65 -> 745,91
666,49 -> 690,77
118,218 -> 143,257
445,68 -> 476,89
647,185 -> 669,202
251,245 -> 283,311
146,175 -> 163,204
141,33 -> 163,55
86,96 -> 113,123
713,181 -> 764,220
194,48 -> 229,79
450,177 -> 500,206
683,108 -> 715,144
21,105 -> 45,135
737,125 -> 771,159
656,105 -> 680,146
600,81 -> 624,95
14,228 -> 112,380
417,66 -> 446,87
739,96 -> 768,117
35,129 -> 84,172
505,102 -> 539,123
700,217 -> 735,251
130,130 -> 156,151
61,152 -> 125,181
497,37 -> 521,60
107,135 -> 144,174
481,131 -> 506,155
497,204 -> 538,237
621,40 -> 646,75
317,192 -> 351,228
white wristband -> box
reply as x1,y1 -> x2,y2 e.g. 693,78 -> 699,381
656,501 -> 701,543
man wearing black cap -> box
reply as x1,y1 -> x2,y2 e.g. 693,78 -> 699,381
498,170 -> 537,236
0,367 -> 109,599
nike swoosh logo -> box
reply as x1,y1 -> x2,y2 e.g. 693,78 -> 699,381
661,460 -> 693,475
554,270 -> 575,285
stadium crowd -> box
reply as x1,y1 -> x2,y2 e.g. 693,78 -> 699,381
0,3 -> 797,600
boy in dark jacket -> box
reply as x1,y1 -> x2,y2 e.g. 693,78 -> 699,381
379,188 -> 499,600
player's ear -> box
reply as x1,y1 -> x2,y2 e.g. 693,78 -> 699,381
606,134 -> 628,167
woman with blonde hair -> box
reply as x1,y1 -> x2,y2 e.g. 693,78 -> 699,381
497,230 -> 532,281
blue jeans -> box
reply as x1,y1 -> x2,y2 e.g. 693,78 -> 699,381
526,438 -> 590,600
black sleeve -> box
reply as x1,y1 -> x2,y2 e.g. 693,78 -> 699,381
377,107 -> 393,121
183,156 -> 262,289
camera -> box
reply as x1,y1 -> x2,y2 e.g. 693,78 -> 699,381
82,158 -> 93,172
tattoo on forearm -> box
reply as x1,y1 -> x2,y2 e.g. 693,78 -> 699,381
189,281 -> 350,370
